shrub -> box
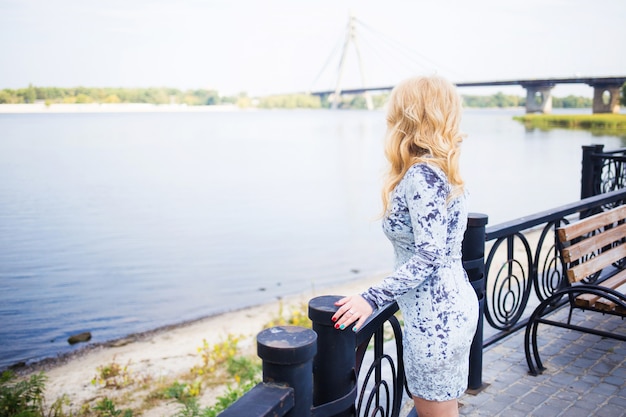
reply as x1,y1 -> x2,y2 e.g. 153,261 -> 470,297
0,371 -> 68,417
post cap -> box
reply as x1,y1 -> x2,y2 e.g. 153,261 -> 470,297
468,213 -> 488,227
257,326 -> 317,365
308,295 -> 342,324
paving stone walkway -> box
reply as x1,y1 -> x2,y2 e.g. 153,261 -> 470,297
400,306 -> 626,416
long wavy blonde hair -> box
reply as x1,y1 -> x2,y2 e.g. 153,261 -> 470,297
381,75 -> 466,215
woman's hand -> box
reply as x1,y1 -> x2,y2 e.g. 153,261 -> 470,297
332,294 -> 374,332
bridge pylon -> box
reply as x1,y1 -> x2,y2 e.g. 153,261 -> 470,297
589,82 -> 622,114
331,12 -> 374,110
520,82 -> 555,114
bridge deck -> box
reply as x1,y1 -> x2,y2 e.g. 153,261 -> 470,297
309,75 -> 626,96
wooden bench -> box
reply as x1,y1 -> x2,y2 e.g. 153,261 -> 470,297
524,205 -> 626,376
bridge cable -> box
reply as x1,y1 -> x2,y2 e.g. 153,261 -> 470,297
309,15 -> 465,96
309,36 -> 345,93
354,18 -> 465,80
354,18 -> 449,71
354,24 -> 433,81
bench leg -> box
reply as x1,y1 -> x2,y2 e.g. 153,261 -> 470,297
524,290 -> 572,376
525,285 -> 626,376
567,304 -> 574,325
524,303 -> 548,376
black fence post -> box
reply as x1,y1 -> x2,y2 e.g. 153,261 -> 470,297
581,144 -> 605,199
462,213 -> 488,393
257,326 -> 317,417
309,295 -> 356,417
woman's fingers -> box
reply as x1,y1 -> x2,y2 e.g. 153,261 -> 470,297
334,296 -> 350,307
332,295 -> 374,331
352,316 -> 367,332
333,307 -> 359,330
331,296 -> 352,322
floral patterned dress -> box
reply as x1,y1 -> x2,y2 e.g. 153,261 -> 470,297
361,162 -> 479,401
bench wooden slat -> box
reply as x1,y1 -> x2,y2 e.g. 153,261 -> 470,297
561,222 -> 626,263
557,205 -> 626,242
595,283 -> 626,312
566,243 -> 626,283
574,268 -> 626,309
573,293 -> 595,308
527,204 -> 626,377
555,205 -> 626,317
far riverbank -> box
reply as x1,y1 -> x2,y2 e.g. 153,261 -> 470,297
513,113 -> 626,135
0,103 -> 240,113
3,103 -> 619,115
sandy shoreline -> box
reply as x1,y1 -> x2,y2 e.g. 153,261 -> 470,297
12,273 -> 387,415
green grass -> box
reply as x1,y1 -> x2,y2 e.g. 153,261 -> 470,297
0,371 -> 71,417
2,301 -> 309,417
513,113 -> 626,136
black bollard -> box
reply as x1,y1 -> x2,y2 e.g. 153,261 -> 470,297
580,144 -> 605,200
257,325 -> 317,417
462,213 -> 488,393
309,295 -> 356,417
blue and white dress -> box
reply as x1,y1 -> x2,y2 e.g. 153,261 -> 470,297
362,162 -> 479,401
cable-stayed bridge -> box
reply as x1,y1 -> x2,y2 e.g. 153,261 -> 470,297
307,14 -> 625,114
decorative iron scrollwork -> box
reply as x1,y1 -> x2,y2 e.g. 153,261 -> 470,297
600,158 -> 626,207
355,315 -> 405,417
484,233 -> 533,330
533,222 -> 565,301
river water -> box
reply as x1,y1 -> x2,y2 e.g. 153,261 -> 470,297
0,107 -> 624,370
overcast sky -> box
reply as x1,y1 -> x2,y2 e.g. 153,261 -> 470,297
1,0 -> 624,97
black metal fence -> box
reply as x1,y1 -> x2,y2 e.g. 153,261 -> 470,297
581,144 -> 626,199
221,295 -> 409,417
221,145 -> 626,417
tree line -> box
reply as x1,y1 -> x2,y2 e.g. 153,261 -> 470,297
461,92 -> 594,109
0,85 -> 245,107
1,84 -> 623,110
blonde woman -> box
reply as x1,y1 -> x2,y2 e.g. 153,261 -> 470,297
332,75 -> 479,417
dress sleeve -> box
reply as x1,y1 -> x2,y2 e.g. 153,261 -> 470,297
362,165 -> 449,308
